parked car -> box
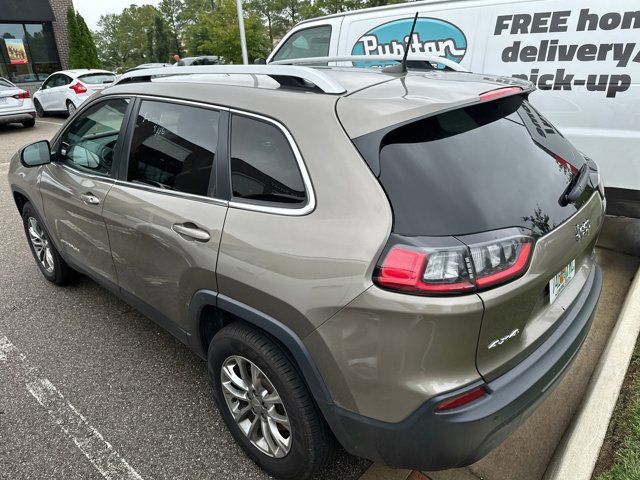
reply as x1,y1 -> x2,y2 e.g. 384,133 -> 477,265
176,55 -> 222,66
267,0 -> 640,217
8,64 -> 605,480
0,77 -> 36,128
123,63 -> 172,74
33,69 -> 117,117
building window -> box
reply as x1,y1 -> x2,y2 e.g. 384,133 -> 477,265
0,22 -> 61,83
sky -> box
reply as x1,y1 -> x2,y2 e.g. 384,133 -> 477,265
73,0 -> 161,30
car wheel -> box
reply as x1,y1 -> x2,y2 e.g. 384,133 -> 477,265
34,99 -> 46,117
22,202 -> 75,285
209,323 -> 336,480
66,101 -> 76,116
22,118 -> 36,128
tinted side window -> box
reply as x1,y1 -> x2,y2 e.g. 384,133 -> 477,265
230,114 -> 306,206
272,25 -> 331,61
42,74 -> 57,89
128,100 -> 219,196
59,98 -> 130,176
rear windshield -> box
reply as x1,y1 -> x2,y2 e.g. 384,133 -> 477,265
0,78 -> 14,89
359,96 -> 592,237
79,73 -> 116,84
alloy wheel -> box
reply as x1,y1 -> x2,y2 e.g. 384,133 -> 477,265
27,217 -> 54,274
220,355 -> 292,458
67,102 -> 76,115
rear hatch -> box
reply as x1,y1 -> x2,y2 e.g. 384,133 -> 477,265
339,73 -> 604,380
78,72 -> 116,94
0,80 -> 23,111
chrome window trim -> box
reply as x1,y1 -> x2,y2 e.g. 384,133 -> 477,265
113,180 -> 229,207
228,108 -> 316,217
53,93 -> 315,214
134,94 -> 231,112
57,162 -> 115,182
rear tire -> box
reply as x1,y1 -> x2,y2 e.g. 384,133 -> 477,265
34,99 -> 46,117
209,323 -> 336,480
22,118 -> 35,128
66,100 -> 76,117
22,202 -> 76,285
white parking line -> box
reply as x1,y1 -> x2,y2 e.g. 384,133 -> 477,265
0,335 -> 144,480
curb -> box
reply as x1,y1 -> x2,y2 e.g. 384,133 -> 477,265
543,265 -> 640,480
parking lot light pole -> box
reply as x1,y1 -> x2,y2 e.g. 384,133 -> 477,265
236,0 -> 249,65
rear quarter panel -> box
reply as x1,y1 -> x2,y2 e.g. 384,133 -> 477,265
215,90 -> 393,338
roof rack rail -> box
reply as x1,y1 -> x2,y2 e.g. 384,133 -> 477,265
270,55 -> 468,72
113,65 -> 347,94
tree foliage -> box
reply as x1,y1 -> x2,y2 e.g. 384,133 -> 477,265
67,6 -> 100,69
93,0 -> 414,68
185,0 -> 270,63
94,5 -> 164,69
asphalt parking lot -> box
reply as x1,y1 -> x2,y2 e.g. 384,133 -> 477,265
2,119 -> 639,480
0,118 -> 370,479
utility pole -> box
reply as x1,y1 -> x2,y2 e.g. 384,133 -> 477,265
236,0 -> 249,64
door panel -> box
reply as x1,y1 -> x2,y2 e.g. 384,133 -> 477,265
102,186 -> 226,329
40,165 -> 117,283
38,97 -> 131,284
103,98 -> 226,330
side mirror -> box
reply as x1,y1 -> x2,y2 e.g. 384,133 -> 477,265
254,58 -> 267,65
21,140 -> 51,167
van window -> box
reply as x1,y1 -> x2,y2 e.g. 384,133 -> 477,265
230,114 -> 306,206
128,100 -> 219,196
272,25 -> 331,61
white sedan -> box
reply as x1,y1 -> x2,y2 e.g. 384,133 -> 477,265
0,77 -> 36,128
33,69 -> 116,117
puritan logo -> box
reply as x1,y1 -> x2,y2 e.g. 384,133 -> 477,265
352,17 -> 467,67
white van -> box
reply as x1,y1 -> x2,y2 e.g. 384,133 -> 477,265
267,0 -> 640,216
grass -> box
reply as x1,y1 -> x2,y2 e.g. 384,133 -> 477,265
594,337 -> 640,480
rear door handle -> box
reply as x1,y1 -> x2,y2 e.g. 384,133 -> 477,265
80,193 -> 100,205
172,223 -> 211,242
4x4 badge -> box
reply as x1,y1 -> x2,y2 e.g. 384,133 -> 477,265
488,328 -> 520,350
575,219 -> 591,241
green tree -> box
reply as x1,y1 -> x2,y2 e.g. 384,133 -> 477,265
185,0 -> 269,63
66,6 -> 82,68
94,5 -> 161,70
248,0 -> 284,47
67,7 -> 100,68
152,15 -> 173,62
159,0 -> 184,56
76,12 -> 100,68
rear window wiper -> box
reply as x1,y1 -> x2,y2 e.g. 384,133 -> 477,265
560,163 -> 590,206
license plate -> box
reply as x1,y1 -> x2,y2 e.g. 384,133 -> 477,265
549,260 -> 576,303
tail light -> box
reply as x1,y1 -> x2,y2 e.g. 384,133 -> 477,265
435,386 -> 488,412
13,90 -> 30,99
69,82 -> 88,94
374,228 -> 534,295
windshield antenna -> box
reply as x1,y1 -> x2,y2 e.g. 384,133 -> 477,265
383,12 -> 419,74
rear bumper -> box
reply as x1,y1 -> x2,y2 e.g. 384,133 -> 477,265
324,264 -> 602,470
0,111 -> 36,124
